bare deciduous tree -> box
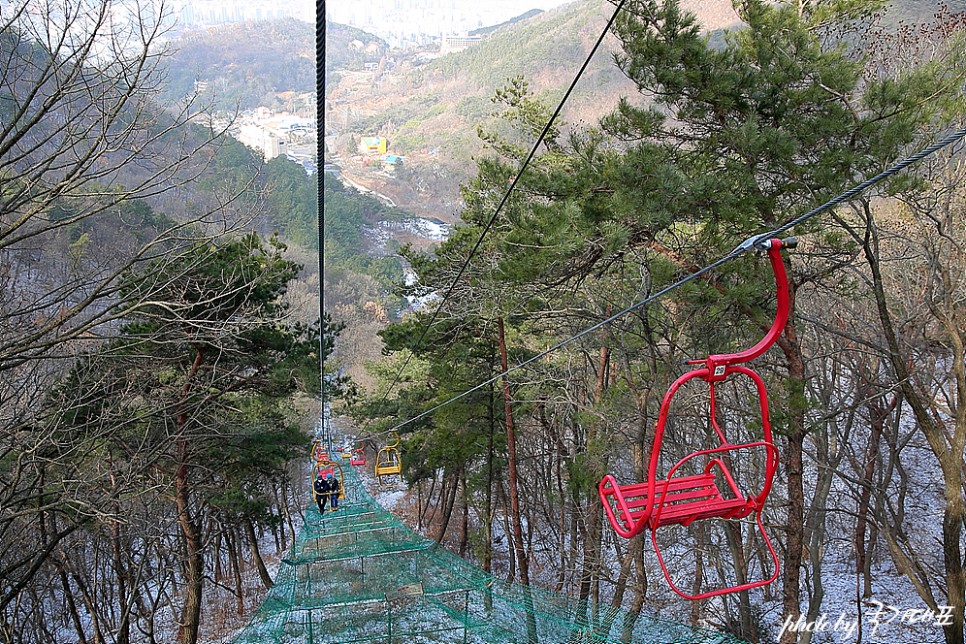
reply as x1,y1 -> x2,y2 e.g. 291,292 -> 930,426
0,0 -> 260,632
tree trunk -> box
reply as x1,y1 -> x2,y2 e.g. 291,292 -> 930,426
428,476 -> 447,530
139,584 -> 161,644
726,523 -> 756,642
777,304 -> 807,644
112,520 -> 130,644
280,478 -> 295,549
245,518 -> 274,590
72,563 -> 107,644
496,317 -> 530,588
56,558 -> 89,644
459,470 -> 469,557
227,529 -> 245,616
420,477 -> 437,530
802,388 -> 849,644
497,317 -> 537,643
175,445 -> 204,644
575,329 -> 612,638
484,376 -> 496,576
271,484 -> 286,551
175,346 -> 206,644
855,386 -> 893,599
498,480 -> 516,581
862,213 -> 966,644
942,484 -> 966,644
436,469 -> 460,543
690,522 -> 706,628
484,376 -> 496,611
619,402 -> 652,643
213,529 -> 224,583
271,515 -> 281,553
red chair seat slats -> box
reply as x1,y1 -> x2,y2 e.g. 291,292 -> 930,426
607,471 -> 746,528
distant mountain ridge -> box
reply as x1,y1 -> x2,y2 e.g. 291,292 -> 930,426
326,0 -> 738,216
326,0 -> 966,217
162,18 -> 317,111
157,0 -> 966,217
469,9 -> 544,36
161,18 -> 393,112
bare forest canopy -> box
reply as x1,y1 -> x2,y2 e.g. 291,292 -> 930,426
0,26 -> 318,256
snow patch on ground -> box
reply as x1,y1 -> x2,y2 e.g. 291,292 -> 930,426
361,218 -> 450,256
402,266 -> 440,311
362,222 -> 393,254
373,487 -> 408,511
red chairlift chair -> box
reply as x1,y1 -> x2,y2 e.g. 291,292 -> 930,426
599,237 -> 794,600
315,460 -> 335,479
312,440 -> 329,463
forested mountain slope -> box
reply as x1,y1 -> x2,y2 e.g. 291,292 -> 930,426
326,0 -> 964,219
162,18 -> 318,111
342,1 -> 966,643
0,5 -> 323,643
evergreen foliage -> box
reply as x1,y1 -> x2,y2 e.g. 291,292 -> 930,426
53,233 -> 319,642
322,173 -> 405,287
357,1 -> 966,637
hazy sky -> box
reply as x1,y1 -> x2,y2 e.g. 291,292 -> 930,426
528,0 -> 577,7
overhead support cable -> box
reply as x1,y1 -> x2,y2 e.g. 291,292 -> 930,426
374,0 -> 630,406
317,0 -> 331,449
366,124 -> 966,439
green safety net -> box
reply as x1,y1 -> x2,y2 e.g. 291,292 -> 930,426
234,463 -> 744,643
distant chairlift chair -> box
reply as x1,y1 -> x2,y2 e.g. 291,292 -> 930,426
374,432 -> 403,485
598,237 -> 794,600
350,446 -> 367,467
312,440 -> 329,464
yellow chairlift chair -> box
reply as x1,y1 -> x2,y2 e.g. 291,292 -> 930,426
374,432 -> 403,484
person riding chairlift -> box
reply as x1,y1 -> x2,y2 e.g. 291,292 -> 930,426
327,472 -> 342,510
313,473 -> 329,515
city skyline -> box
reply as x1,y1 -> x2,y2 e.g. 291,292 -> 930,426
169,0 -> 315,28
325,0 -> 576,47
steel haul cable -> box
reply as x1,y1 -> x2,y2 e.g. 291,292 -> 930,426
366,124 -> 966,439
317,0 -> 329,450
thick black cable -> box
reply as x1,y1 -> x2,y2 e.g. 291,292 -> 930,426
317,0 -> 329,449
374,0 -> 629,407
766,123 -> 966,239
362,124 -> 966,440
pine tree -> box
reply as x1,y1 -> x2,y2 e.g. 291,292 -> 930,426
57,233 -> 318,644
